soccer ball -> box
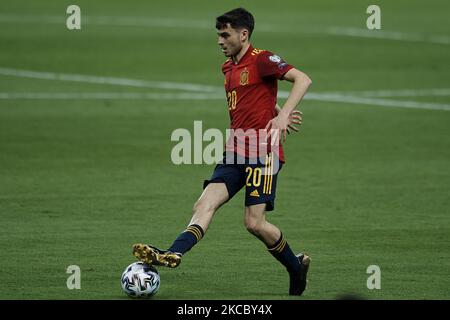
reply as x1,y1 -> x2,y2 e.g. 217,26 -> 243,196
121,262 -> 160,298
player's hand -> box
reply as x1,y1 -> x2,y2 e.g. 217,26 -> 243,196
287,110 -> 303,135
265,111 -> 290,143
267,109 -> 303,143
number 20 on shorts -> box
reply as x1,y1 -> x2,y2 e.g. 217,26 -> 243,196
245,167 -> 262,187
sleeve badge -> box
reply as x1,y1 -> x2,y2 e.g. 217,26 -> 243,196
269,55 -> 282,63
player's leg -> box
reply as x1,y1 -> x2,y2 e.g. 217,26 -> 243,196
244,204 -> 310,296
243,153 -> 310,295
187,182 -> 229,233
244,203 -> 280,245
244,204 -> 304,271
133,183 -> 229,268
133,156 -> 245,268
165,182 -> 229,254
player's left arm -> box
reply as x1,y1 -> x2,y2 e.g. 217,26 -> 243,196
266,68 -> 312,141
275,103 -> 303,135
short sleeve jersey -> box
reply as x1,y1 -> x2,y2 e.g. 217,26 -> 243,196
222,45 -> 294,162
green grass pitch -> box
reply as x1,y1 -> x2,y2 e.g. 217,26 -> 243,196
0,0 -> 449,299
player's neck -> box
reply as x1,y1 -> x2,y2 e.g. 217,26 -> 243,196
232,43 -> 251,64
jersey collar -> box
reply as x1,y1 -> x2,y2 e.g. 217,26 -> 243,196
232,44 -> 253,65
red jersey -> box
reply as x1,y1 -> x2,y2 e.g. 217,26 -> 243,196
222,45 -> 294,162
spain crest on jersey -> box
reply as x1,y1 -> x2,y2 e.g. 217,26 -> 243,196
240,68 -> 249,86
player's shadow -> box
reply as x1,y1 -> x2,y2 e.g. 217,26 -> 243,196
335,293 -> 367,300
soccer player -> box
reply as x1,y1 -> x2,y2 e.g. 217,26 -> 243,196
133,7 -> 313,296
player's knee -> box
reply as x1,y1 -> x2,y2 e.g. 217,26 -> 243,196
245,217 -> 263,235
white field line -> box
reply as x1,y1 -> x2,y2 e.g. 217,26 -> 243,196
278,90 -> 450,111
0,14 -> 211,29
0,92 -> 224,100
0,67 -> 220,93
303,93 -> 450,111
326,27 -> 450,45
324,88 -> 450,98
1,91 -> 449,111
1,14 -> 449,45
1,67 -> 450,111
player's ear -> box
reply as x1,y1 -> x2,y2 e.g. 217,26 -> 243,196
241,29 -> 249,42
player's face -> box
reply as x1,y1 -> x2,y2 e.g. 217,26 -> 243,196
217,24 -> 245,57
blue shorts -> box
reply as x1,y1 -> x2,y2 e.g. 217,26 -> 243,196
203,152 -> 283,211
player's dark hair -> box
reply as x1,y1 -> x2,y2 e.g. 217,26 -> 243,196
216,8 -> 255,38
